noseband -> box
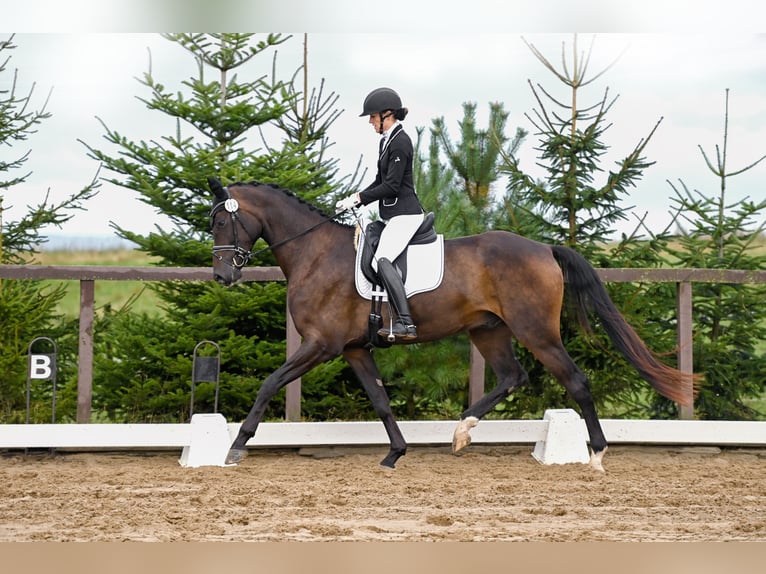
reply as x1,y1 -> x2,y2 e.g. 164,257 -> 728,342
210,193 -> 254,271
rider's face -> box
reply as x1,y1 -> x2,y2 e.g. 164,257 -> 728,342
368,112 -> 393,134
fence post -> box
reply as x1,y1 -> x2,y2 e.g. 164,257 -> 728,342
77,279 -> 95,423
676,281 -> 694,420
285,304 -> 301,421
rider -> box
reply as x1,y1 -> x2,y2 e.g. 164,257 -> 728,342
336,87 -> 424,341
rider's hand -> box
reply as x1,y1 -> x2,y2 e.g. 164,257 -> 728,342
335,194 -> 360,213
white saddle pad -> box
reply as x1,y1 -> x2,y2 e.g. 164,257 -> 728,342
354,231 -> 445,300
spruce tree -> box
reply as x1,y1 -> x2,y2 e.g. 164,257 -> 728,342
0,35 -> 98,421
664,89 -> 766,420
497,34 -> 679,418
81,33 -> 359,422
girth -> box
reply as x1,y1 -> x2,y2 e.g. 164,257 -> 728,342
359,212 -> 437,285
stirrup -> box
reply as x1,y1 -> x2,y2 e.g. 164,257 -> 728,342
378,320 -> 418,342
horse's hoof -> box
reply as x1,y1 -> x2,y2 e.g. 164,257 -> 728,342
452,433 -> 472,453
589,447 -> 607,472
379,448 -> 405,469
225,448 -> 248,465
452,416 -> 479,453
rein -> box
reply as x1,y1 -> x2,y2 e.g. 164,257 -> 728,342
210,190 -> 353,271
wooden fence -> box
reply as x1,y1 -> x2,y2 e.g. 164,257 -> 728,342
2,264 -> 765,423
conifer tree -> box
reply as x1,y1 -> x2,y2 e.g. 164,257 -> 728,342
431,101 -> 525,236
432,102 -> 508,203
664,89 -> 766,420
503,36 -> 661,255
81,33 -> 358,422
497,34 -> 679,418
0,35 -> 97,421
374,107 -> 525,419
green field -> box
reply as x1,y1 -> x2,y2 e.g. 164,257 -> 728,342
35,249 -> 164,317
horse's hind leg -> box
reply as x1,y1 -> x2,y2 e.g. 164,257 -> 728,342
452,323 -> 529,453
343,347 -> 407,468
519,334 -> 609,471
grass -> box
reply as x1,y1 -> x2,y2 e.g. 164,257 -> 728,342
33,249 -> 164,318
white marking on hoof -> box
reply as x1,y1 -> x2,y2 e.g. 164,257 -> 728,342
589,447 -> 608,472
452,416 -> 479,453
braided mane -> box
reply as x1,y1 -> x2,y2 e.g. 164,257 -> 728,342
232,181 -> 353,228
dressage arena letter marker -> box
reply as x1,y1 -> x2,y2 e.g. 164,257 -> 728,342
29,355 -> 53,380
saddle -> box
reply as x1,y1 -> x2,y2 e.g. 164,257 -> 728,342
358,212 -> 437,285
355,213 -> 441,348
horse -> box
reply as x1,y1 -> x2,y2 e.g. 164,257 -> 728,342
208,177 -> 695,472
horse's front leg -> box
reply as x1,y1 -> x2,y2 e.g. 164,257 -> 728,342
343,347 -> 407,468
226,339 -> 334,465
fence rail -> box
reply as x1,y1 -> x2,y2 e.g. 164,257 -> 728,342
1,418 -> 764,450
2,264 -> 765,423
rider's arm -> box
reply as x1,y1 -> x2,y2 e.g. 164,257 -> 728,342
358,139 -> 410,205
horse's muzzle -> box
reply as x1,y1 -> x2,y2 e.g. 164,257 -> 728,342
214,273 -> 230,286
214,267 -> 241,286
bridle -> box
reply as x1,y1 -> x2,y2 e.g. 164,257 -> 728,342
210,196 -> 256,271
210,185 -> 353,271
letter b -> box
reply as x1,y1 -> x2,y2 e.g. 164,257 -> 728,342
30,355 -> 53,380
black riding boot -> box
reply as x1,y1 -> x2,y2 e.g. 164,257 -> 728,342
376,258 -> 417,341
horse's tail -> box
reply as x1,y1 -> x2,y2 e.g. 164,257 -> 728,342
551,245 -> 697,407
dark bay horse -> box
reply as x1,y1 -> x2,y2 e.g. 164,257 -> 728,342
208,178 -> 695,471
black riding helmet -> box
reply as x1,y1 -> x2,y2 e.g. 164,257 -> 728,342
360,87 -> 402,116
360,87 -> 408,133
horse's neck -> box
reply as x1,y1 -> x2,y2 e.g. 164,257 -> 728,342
262,197 -> 350,275
264,194 -> 330,247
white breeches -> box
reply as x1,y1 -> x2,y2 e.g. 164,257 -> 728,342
372,213 -> 425,272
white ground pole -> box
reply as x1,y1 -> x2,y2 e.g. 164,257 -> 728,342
1,410 -> 765,468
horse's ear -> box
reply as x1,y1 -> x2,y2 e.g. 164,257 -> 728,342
208,177 -> 228,202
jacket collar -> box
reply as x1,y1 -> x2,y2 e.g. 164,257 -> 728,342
380,123 -> 403,156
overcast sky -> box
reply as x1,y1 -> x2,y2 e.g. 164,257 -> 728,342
3,4 -> 766,244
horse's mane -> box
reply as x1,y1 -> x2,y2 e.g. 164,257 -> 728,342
232,181 -> 354,229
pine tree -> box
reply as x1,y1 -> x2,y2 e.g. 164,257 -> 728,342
411,127 -> 454,229
372,129 -> 468,420
432,102 -> 507,203
431,101 -> 526,236
0,35 -> 98,421
373,106 -> 526,420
